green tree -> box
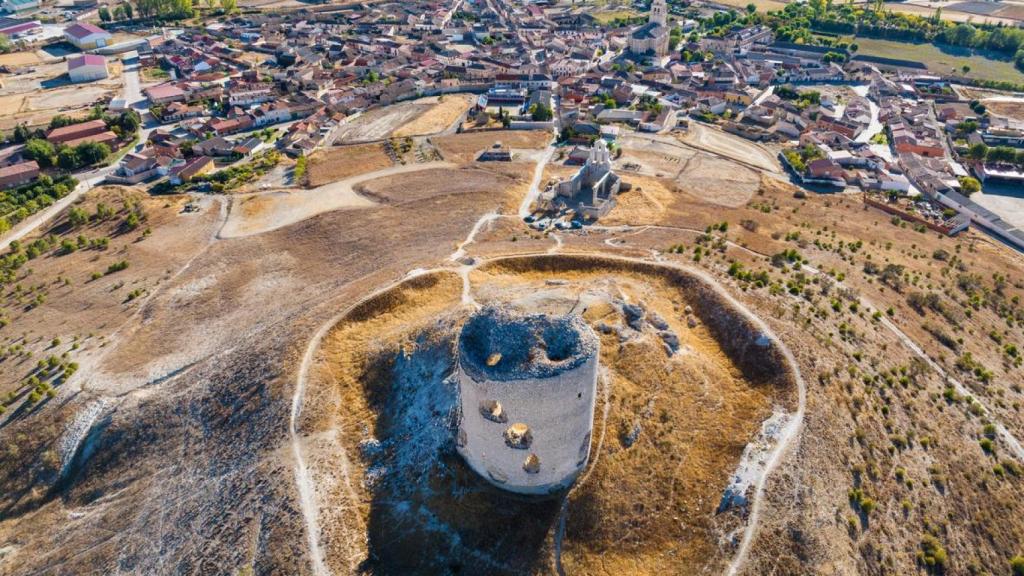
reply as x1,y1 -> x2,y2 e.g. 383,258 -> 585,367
94,202 -> 114,221
74,142 -> 110,165
12,123 -> 32,143
530,103 -> 553,122
746,2 -> 756,13
220,0 -> 236,13
57,147 -> 80,170
68,207 -> 88,227
98,6 -> 111,20
959,176 -> 981,195
116,110 -> 140,134
989,146 -> 1018,163
967,142 -> 989,161
113,4 -> 126,19
23,139 -> 56,168
124,2 -> 133,18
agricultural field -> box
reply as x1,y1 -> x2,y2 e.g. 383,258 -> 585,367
853,37 -> 1024,84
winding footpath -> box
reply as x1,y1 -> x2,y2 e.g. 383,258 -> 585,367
519,142 -> 557,218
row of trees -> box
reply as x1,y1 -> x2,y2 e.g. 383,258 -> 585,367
0,175 -> 78,236
764,2 -> 1024,73
22,140 -> 112,171
98,3 -> 134,21
9,108 -> 139,145
965,143 -> 1024,168
101,0 -> 234,20
132,0 -> 193,20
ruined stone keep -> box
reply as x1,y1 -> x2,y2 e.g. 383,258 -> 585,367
455,307 -> 599,496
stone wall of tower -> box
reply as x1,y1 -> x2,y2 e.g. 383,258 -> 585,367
455,336 -> 599,496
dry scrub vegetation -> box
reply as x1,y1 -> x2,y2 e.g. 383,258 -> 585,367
607,171 -> 1024,575
306,143 -> 394,186
434,130 -> 551,164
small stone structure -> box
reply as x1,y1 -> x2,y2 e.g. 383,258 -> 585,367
477,141 -> 513,162
456,307 -> 599,496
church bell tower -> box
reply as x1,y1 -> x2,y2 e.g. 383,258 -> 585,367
651,0 -> 667,27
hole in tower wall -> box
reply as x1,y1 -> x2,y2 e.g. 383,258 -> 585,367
479,399 -> 507,423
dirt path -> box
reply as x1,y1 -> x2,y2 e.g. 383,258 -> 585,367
519,141 -> 557,218
218,161 -> 455,239
291,309 -> 335,576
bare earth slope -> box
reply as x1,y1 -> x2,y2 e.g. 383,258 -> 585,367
0,128 -> 1023,576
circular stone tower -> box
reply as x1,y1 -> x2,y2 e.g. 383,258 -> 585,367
455,307 -> 599,496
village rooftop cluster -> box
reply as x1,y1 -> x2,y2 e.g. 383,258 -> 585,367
0,0 -> 1023,247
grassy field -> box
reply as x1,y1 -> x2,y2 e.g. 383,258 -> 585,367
710,0 -> 789,12
852,37 -> 1024,84
591,9 -> 640,24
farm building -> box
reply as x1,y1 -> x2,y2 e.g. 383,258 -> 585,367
2,0 -> 39,13
0,161 -> 39,189
67,54 -> 108,83
0,17 -> 40,36
63,22 -> 111,50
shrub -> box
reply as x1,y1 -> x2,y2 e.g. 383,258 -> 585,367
918,535 -> 947,569
980,438 -> 995,455
1011,555 -> 1024,576
104,261 -> 128,275
68,207 -> 88,227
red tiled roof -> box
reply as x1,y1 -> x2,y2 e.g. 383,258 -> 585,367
46,119 -> 106,141
145,83 -> 186,100
63,131 -> 118,148
0,160 -> 39,179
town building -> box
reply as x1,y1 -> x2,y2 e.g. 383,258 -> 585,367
629,0 -> 669,58
0,160 -> 39,189
169,155 -> 214,184
145,83 -> 187,105
550,139 -> 622,219
46,119 -> 108,145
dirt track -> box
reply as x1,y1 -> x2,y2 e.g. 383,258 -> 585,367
219,161 -> 454,238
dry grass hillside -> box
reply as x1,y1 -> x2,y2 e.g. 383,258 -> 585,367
0,114 -> 1022,576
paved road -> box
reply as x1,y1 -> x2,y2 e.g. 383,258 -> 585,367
122,61 -> 142,108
